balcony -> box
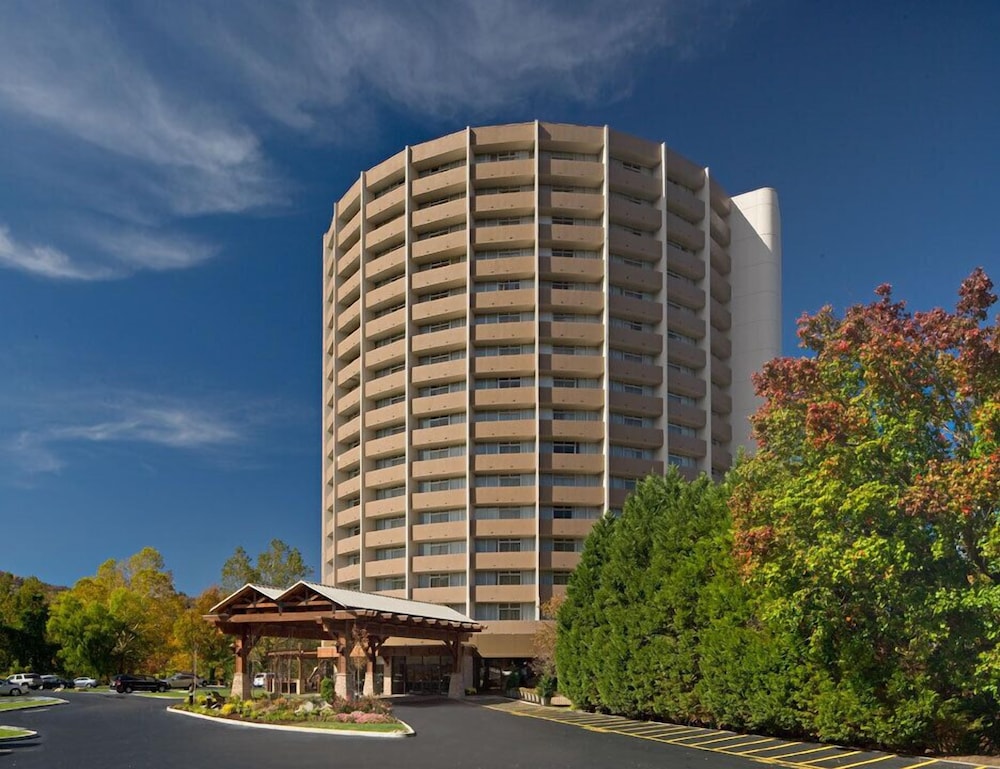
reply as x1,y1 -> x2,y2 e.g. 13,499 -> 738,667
539,157 -> 603,186
473,191 -> 534,216
336,209 -> 361,251
412,521 -> 468,542
608,391 -> 662,419
411,293 -> 468,323
411,261 -> 467,293
412,198 -> 466,231
666,306 -> 706,340
366,214 -> 405,255
667,401 -> 707,429
473,255 -> 536,279
473,453 -> 536,474
472,158 -> 534,185
608,294 -> 662,325
365,307 -> 406,340
412,229 -> 467,261
474,585 -> 536,603
539,321 -> 604,348
472,288 -> 535,312
472,487 -> 536,506
365,183 -> 405,225
473,551 -> 536,570
609,196 -> 661,232
539,420 -> 604,442
541,353 -> 603,378
412,359 -> 467,387
667,339 -> 706,370
538,256 -> 604,283
666,212 -> 704,252
472,388 -> 535,410
337,239 -> 361,280
608,326 -> 662,356
472,518 -> 536,537
608,163 -> 659,199
608,228 -> 660,262
365,401 -> 406,433
541,387 -> 603,410
411,165 -> 466,200
666,181 -> 704,224
472,321 -> 535,345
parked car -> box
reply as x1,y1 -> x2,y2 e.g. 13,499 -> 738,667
166,672 -> 208,689
7,673 -> 42,690
0,680 -> 25,696
40,675 -> 73,689
73,676 -> 98,689
111,674 -> 169,693
252,672 -> 270,688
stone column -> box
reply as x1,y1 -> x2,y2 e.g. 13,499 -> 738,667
447,643 -> 466,699
382,656 -> 393,696
363,657 -> 375,696
230,628 -> 252,700
334,652 -> 349,700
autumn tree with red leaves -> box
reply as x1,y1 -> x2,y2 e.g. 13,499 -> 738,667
730,269 -> 1000,752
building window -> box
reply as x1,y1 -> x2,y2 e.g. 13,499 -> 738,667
374,547 -> 405,561
418,541 -> 466,556
373,516 -> 406,530
374,486 -> 405,500
375,577 -> 405,591
417,478 -> 466,492
417,573 -> 466,588
418,509 -> 466,524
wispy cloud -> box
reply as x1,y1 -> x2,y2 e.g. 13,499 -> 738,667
175,0 -> 734,130
0,389 -> 253,485
0,0 -> 748,282
0,224 -> 115,280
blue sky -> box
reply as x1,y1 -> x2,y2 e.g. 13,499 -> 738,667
1,1 -> 996,595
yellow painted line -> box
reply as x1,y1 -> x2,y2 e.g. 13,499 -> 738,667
574,717 -> 628,726
682,733 -> 747,747
832,755 -> 897,769
638,725 -> 706,737
798,750 -> 862,765
742,742 -> 804,755
646,727 -> 708,739
717,737 -> 783,751
767,745 -> 844,759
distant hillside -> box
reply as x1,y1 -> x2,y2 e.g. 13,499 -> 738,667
0,572 -> 68,600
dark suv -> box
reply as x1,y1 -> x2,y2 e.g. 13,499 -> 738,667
112,674 -> 169,693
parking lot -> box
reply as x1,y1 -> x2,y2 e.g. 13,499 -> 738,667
0,691 -> 992,769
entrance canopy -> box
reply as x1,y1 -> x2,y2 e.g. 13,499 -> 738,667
205,581 -> 483,699
206,580 -> 482,641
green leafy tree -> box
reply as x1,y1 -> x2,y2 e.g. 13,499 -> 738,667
47,548 -> 182,678
171,586 -> 232,684
556,512 -> 616,710
218,539 -> 314,671
731,269 -> 1000,752
0,574 -> 57,672
221,539 -> 311,593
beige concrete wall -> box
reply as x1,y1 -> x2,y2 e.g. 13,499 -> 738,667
321,122 -> 779,656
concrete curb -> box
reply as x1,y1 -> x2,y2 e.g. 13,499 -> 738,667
166,706 -> 414,738
0,696 -> 68,711
0,728 -> 38,742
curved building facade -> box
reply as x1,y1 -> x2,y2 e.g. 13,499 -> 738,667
322,121 -> 780,657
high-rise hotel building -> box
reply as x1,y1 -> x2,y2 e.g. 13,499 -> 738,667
322,122 -> 780,658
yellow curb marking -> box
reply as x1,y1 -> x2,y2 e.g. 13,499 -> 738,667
768,745 -> 844,759
718,737 -> 785,751
798,750 -> 862,765
684,733 -> 750,747
832,755 -> 897,769
743,742 -> 804,755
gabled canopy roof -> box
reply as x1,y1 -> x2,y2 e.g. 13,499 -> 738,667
206,580 -> 482,640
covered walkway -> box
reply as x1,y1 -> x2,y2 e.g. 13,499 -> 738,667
204,581 -> 483,699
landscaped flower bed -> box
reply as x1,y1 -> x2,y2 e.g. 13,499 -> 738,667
172,692 -> 405,732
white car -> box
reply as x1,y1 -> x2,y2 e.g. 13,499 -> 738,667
0,680 -> 25,696
7,673 -> 42,690
73,676 -> 98,689
252,673 -> 269,687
